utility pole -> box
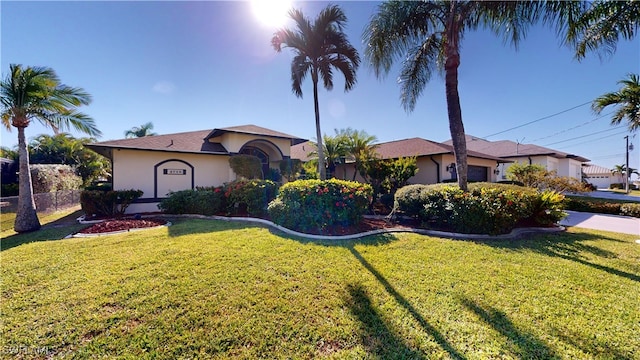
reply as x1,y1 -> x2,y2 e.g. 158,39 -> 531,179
625,135 -> 630,194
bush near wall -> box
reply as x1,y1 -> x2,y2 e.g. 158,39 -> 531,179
564,197 -> 640,218
268,179 -> 373,233
393,183 -> 566,235
80,189 -> 143,218
223,179 -> 278,217
30,164 -> 82,194
158,188 -> 226,216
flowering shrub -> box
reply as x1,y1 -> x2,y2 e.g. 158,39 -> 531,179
268,179 -> 373,233
394,182 -> 565,235
223,179 -> 278,217
620,203 -> 640,218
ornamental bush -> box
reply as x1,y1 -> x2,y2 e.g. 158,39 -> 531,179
158,188 -> 225,216
393,182 -> 565,235
30,164 -> 82,194
268,179 -> 373,233
620,203 -> 640,218
80,189 -> 143,217
223,179 -> 278,217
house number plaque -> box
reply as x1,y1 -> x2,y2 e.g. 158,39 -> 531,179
164,169 -> 186,175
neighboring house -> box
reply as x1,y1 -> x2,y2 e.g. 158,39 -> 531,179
447,135 -> 590,181
87,125 -> 306,213
582,163 -> 624,189
291,137 -> 508,184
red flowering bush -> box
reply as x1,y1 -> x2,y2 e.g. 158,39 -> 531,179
222,179 -> 278,217
268,179 -> 373,233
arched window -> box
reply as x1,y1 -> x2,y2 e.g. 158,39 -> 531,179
240,146 -> 269,177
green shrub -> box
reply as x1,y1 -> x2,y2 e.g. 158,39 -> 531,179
609,183 -> 624,190
393,182 -> 561,235
268,179 -> 373,233
619,203 -> 640,218
564,198 -> 622,215
159,188 -> 225,216
223,179 -> 278,217
229,155 -> 262,179
1,183 -> 18,197
80,189 -> 143,217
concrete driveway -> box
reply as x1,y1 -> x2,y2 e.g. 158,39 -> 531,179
560,210 -> 640,236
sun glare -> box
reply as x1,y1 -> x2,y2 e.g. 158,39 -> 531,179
251,0 -> 292,28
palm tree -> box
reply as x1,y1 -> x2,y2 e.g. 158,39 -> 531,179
308,134 -> 347,179
338,128 -> 378,181
565,0 -> 640,60
592,73 -> 640,131
612,164 -> 639,179
364,1 -> 571,191
125,122 -> 157,138
1,64 -> 100,232
272,5 -> 360,180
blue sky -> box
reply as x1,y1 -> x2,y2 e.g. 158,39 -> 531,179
2,1 -> 639,174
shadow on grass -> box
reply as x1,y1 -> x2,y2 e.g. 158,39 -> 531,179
459,297 -> 557,359
348,246 -> 467,360
345,283 -> 426,359
479,231 -> 639,283
549,326 -> 634,360
1,209 -> 86,252
166,217 -> 270,238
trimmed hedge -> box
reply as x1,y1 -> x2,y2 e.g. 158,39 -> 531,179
158,188 -> 226,216
393,182 -> 566,235
268,179 -> 373,233
80,189 -> 143,217
564,197 -> 640,218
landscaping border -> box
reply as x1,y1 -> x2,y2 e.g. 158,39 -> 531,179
70,213 -> 564,241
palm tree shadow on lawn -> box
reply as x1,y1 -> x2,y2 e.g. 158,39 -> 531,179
1,209 -> 86,252
475,231 -> 639,283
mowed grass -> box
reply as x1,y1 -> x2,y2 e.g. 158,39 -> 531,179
1,213 -> 639,359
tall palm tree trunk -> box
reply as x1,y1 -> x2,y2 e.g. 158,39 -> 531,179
15,126 -> 41,232
445,4 -> 468,192
312,69 -> 327,180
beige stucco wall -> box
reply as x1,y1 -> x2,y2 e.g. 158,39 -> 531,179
211,133 -> 291,157
335,155 -> 499,185
112,149 -> 231,199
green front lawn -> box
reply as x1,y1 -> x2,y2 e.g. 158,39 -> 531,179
1,213 -> 639,359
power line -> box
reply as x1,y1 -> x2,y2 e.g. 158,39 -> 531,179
482,101 -> 592,139
542,126 -> 626,146
530,111 -> 614,142
554,130 -> 629,149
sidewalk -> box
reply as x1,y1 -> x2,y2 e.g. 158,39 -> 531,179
560,210 -> 640,236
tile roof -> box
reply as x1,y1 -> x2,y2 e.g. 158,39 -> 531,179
445,135 -> 590,162
206,125 -> 307,145
86,125 -> 307,158
86,130 -> 227,156
290,137 -> 506,162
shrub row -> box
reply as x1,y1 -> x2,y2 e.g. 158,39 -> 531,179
564,197 -> 640,218
80,189 -> 143,217
267,179 -> 373,233
394,183 -> 566,235
158,179 -> 278,217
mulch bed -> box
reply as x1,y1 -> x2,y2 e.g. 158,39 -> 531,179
78,218 -> 168,234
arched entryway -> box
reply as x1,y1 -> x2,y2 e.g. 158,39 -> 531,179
238,140 -> 284,179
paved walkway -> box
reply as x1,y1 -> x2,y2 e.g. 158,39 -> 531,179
560,210 -> 640,236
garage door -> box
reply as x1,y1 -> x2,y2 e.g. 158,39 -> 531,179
468,166 -> 488,182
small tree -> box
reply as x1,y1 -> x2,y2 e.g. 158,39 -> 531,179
506,162 -> 588,193
229,155 -> 262,179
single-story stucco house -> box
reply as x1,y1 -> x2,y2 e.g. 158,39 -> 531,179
448,135 -> 590,181
291,137 -> 509,184
582,163 -> 623,189
86,125 -> 306,213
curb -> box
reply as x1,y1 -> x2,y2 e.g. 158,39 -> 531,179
92,214 -> 565,241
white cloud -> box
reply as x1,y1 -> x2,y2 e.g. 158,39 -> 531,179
152,81 -> 175,94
